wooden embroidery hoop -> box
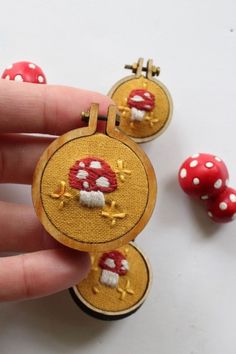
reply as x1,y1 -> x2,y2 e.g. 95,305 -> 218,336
69,242 -> 153,320
32,104 -> 157,252
108,58 -> 173,143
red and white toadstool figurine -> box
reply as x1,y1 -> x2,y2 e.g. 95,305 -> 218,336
69,157 -> 117,208
178,153 -> 229,200
127,89 -> 155,122
207,187 -> 236,223
99,251 -> 129,288
1,61 -> 47,84
178,152 -> 236,223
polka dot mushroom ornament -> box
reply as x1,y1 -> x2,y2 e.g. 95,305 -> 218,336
178,153 -> 236,223
178,153 -> 229,200
99,251 -> 129,288
1,61 -> 47,84
207,187 -> 236,223
69,157 -> 117,208
127,89 -> 155,122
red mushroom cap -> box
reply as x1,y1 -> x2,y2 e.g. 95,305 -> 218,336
99,251 -> 128,276
69,157 -> 117,192
1,61 -> 47,84
207,187 -> 236,223
127,89 -> 155,112
178,153 -> 229,199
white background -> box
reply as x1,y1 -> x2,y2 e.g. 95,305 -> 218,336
0,0 -> 236,353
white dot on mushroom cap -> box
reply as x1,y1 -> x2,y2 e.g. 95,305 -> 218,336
190,160 -> 198,168
104,258 -> 116,268
230,194 -> 236,203
191,153 -> 200,158
219,202 -> 227,210
208,211 -> 213,218
38,75 -> 44,83
14,74 -> 23,81
201,195 -> 208,200
5,75 -> 10,80
83,181 -> 89,189
205,162 -> 214,168
180,168 -> 187,178
121,259 -> 129,270
131,95 -> 144,102
215,156 -> 221,162
79,162 -> 85,168
144,92 -> 151,98
193,178 -> 200,185
29,63 -> 36,69
76,169 -> 88,179
214,179 -> 222,189
90,161 -> 102,169
96,176 -> 110,188
145,104 -> 151,109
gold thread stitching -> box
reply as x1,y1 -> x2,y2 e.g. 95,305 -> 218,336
117,279 -> 134,300
50,181 -> 73,209
114,160 -> 131,182
101,200 -> 126,226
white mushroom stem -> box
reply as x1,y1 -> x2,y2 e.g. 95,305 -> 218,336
80,190 -> 105,208
100,270 -> 119,288
130,107 -> 146,121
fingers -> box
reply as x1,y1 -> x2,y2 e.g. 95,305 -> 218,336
0,134 -> 53,184
0,248 -> 90,301
0,80 -> 113,134
0,202 -> 60,252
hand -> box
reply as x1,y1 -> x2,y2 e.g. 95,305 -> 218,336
0,79 -> 113,302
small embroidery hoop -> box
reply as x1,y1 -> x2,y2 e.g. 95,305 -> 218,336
69,242 -> 152,320
108,58 -> 173,143
32,104 -> 157,252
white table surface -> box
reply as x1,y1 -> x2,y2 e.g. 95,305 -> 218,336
0,0 -> 236,353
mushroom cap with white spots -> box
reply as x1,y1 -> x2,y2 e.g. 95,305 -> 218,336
178,153 -> 229,198
207,186 -> 236,223
99,250 -> 128,276
127,89 -> 155,112
69,156 -> 117,193
1,61 -> 47,84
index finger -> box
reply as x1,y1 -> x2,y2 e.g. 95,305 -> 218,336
0,79 -> 113,135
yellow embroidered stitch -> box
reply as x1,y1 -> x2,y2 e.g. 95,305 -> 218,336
50,181 -> 73,209
92,285 -> 100,294
115,160 -> 131,182
144,112 -> 159,127
90,255 -> 99,272
117,279 -> 135,300
101,201 -> 126,226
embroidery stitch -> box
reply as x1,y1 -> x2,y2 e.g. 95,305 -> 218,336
99,251 -> 129,288
50,181 -> 73,209
117,279 -> 135,300
69,157 -> 117,208
118,88 -> 158,128
101,200 -> 126,226
115,160 -> 131,182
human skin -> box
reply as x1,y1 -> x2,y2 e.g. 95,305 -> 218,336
0,79 -> 113,301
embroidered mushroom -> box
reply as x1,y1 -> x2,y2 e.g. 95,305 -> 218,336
69,157 -> 117,208
178,153 -> 229,199
127,89 -> 155,121
207,187 -> 236,223
1,61 -> 47,84
99,251 -> 129,288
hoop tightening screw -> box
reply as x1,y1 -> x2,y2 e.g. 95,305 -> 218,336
125,62 -> 160,76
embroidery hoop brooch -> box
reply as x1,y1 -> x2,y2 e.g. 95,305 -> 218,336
32,104 -> 157,252
70,242 -> 152,320
108,57 -> 173,143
